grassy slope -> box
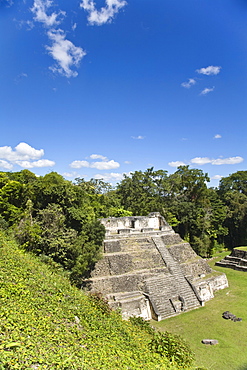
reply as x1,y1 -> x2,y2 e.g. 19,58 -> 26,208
235,246 -> 247,251
0,233 -> 183,370
153,252 -> 247,370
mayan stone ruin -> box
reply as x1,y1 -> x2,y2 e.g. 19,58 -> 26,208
84,212 -> 228,321
216,248 -> 247,271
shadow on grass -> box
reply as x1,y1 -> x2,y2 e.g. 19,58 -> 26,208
237,365 -> 247,370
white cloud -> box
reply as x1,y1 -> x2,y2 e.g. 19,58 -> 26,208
63,172 -> 74,177
94,172 -> 126,182
200,87 -> 215,95
168,161 -> 186,168
70,160 -> 90,169
191,157 -> 211,165
25,20 -> 35,30
196,66 -> 221,75
15,73 -> 28,84
16,159 -> 55,168
214,134 -> 222,139
90,154 -> 107,160
191,156 -> 244,165
14,19 -> 35,31
1,0 -> 13,7
46,29 -> 86,78
62,171 -> 81,178
0,142 -> 44,161
211,156 -> 243,165
124,161 -> 131,164
0,142 -> 55,169
70,154 -> 120,170
131,135 -> 144,140
169,156 -> 244,169
91,159 -> 120,170
211,175 -> 223,180
0,160 -> 13,170
80,0 -> 127,26
181,78 -> 196,89
31,1 -> 84,78
72,23 -> 77,31
80,0 -> 95,12
31,0 -> 65,27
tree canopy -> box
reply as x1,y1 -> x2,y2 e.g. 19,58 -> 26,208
0,167 -> 246,273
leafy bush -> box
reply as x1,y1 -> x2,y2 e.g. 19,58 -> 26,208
129,316 -> 155,335
150,331 -> 195,368
0,215 -> 8,230
130,317 -> 195,368
88,292 -> 112,315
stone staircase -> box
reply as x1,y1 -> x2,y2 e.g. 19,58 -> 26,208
144,274 -> 180,320
216,250 -> 247,271
143,236 -> 201,320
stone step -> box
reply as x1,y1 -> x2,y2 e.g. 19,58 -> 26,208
223,256 -> 247,266
144,273 -> 200,318
90,267 -> 167,281
104,238 -> 156,253
234,265 -> 247,271
91,249 -> 166,277
104,230 -> 175,241
85,267 -> 168,295
146,289 -> 196,320
215,260 -> 247,271
150,236 -> 201,312
107,290 -> 144,303
224,255 -> 241,262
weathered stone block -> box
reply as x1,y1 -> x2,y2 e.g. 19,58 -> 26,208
202,339 -> 218,345
181,260 -> 212,278
168,243 -> 198,263
161,234 -> 183,246
104,240 -> 121,253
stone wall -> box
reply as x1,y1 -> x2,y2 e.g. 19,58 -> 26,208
231,248 -> 247,259
192,273 -> 228,301
181,259 -> 212,278
166,242 -> 198,263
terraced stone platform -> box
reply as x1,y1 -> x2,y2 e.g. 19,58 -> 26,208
83,213 -> 228,320
216,248 -> 247,271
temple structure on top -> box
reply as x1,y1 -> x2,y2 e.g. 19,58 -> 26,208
101,212 -> 174,235
84,213 -> 228,321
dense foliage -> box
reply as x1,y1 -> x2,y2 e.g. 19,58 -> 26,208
0,233 -> 196,370
0,170 -> 130,282
116,167 -> 247,256
0,166 -> 247,269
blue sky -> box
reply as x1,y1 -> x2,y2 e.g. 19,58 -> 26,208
1,0 -> 247,186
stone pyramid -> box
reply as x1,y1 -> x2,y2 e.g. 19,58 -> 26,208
83,213 -> 228,321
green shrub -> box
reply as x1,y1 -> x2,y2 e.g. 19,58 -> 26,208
129,317 -> 195,368
88,292 -> 112,315
129,316 -> 155,335
150,331 -> 195,368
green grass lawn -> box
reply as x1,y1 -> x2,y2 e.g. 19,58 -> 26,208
235,246 -> 247,251
152,251 -> 247,370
